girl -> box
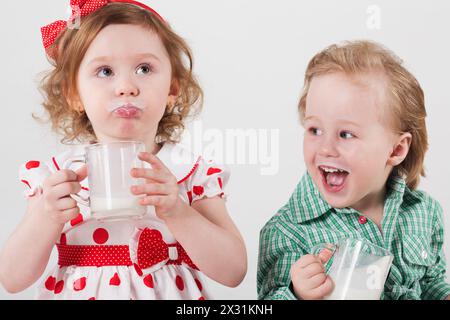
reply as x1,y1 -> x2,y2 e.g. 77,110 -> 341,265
0,0 -> 247,300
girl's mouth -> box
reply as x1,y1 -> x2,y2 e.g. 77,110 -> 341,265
109,103 -> 143,119
113,106 -> 141,118
318,165 -> 349,193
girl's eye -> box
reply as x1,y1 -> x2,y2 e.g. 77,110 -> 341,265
136,64 -> 152,75
97,67 -> 113,78
340,131 -> 355,139
308,127 -> 322,136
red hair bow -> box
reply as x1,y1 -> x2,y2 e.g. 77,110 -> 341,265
40,0 -> 165,56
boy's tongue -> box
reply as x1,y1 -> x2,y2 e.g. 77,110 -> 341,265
326,172 -> 347,186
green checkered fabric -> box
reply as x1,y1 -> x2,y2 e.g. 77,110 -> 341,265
257,172 -> 450,300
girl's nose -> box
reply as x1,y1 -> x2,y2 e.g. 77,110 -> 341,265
115,78 -> 140,97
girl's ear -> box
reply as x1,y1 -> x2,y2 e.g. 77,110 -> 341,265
387,132 -> 412,167
68,97 -> 85,113
167,79 -> 180,106
64,85 -> 85,113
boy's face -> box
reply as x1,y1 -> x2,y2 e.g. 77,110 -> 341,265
303,72 -> 399,210
76,24 -> 176,143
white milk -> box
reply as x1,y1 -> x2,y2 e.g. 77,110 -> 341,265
90,196 -> 145,220
325,255 -> 392,300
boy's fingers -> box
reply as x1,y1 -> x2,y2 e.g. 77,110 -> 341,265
305,273 -> 328,290
318,247 -> 334,264
310,276 -> 335,299
302,262 -> 326,279
295,254 -> 319,269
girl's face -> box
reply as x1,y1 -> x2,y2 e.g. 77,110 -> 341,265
76,24 -> 176,144
303,72 -> 402,212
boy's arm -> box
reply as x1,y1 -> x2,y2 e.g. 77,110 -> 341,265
420,202 -> 450,300
257,219 -> 304,300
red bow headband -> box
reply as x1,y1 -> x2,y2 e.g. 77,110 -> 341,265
41,0 -> 165,57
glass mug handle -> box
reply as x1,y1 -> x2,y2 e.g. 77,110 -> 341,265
62,156 -> 90,207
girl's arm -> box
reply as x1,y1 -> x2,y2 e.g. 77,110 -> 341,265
0,167 -> 86,293
131,152 -> 247,287
165,196 -> 247,287
0,192 -> 63,293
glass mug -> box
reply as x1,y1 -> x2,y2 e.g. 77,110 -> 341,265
311,238 -> 394,300
63,141 -> 148,221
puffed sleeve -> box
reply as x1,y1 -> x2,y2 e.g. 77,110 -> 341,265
186,158 -> 230,204
18,160 -> 52,198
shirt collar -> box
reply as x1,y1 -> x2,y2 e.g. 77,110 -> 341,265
287,171 -> 419,224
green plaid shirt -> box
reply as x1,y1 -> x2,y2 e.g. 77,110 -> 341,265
257,172 -> 450,300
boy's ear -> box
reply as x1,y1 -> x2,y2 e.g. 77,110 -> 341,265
387,132 -> 412,167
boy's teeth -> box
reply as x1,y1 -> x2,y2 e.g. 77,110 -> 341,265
321,167 -> 345,173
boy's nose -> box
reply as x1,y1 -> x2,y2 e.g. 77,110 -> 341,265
318,136 -> 339,157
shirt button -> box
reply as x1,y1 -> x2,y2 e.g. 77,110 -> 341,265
358,215 -> 367,225
421,250 -> 428,259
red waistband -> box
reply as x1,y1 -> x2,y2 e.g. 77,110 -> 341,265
57,244 -> 133,267
56,243 -> 197,269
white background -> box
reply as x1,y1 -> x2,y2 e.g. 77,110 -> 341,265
1,0 -> 449,299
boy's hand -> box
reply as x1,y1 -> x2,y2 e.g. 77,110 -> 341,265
42,165 -> 88,226
290,248 -> 334,300
130,152 -> 181,219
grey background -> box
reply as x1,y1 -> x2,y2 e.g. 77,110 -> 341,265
1,0 -> 449,299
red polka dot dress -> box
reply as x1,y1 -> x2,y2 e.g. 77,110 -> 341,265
18,143 -> 229,300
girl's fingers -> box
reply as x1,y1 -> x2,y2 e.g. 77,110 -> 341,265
131,183 -> 172,196
131,168 -> 168,183
45,170 -> 78,188
138,152 -> 168,172
139,195 -> 167,207
55,196 -> 79,211
50,182 -> 82,201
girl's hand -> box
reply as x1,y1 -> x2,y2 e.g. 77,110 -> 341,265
130,152 -> 181,219
42,166 -> 88,226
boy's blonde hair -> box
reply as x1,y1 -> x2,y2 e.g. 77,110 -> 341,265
298,40 -> 427,190
38,3 -> 203,144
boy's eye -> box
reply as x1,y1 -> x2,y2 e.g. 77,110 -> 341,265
308,127 -> 322,136
136,64 -> 152,75
97,67 -> 113,78
340,131 -> 354,139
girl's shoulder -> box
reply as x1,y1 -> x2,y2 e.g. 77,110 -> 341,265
159,143 -> 230,204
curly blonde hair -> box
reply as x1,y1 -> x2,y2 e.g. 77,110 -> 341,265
37,3 -> 203,144
298,40 -> 428,190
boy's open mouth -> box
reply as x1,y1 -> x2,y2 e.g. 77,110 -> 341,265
318,165 -> 349,192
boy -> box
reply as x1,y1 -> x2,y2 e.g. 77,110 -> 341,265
257,40 -> 450,300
